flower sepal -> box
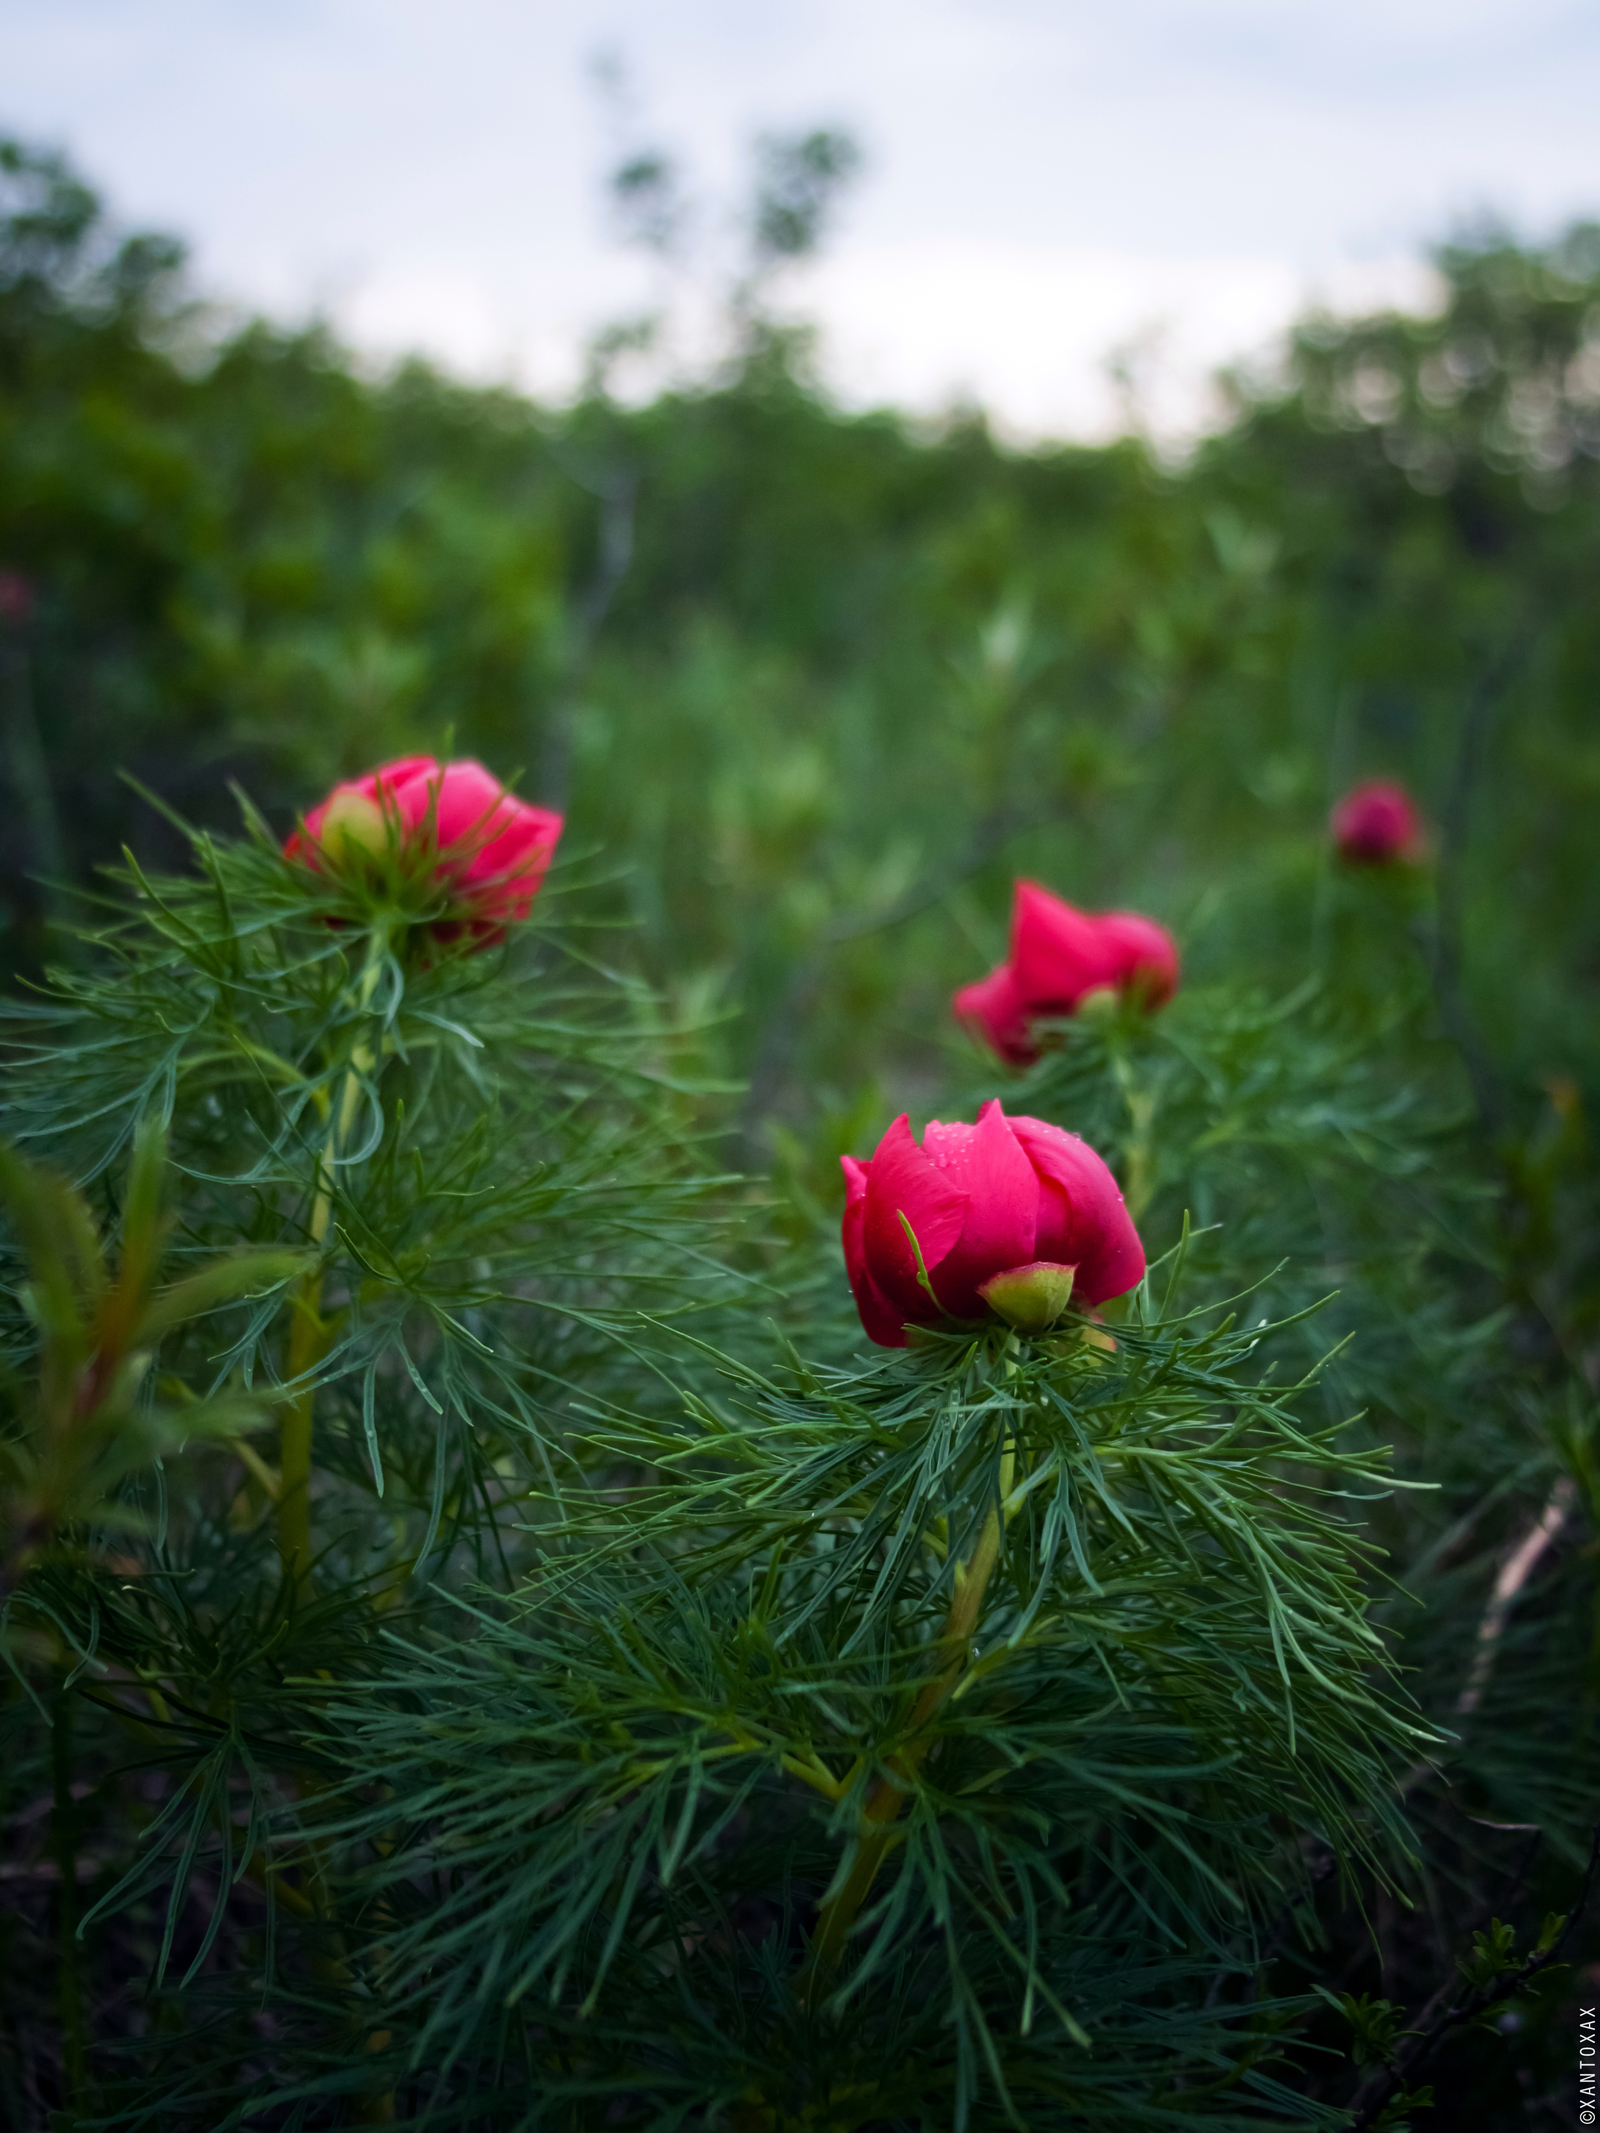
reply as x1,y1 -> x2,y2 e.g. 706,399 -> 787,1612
313,789 -> 393,870
977,1260 -> 1077,1332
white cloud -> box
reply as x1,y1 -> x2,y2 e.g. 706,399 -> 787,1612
790,240 -> 1445,442
0,0 -> 1593,438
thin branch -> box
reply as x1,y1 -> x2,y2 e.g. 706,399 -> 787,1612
1456,1475 -> 1576,1718
1399,1474 -> 1578,1796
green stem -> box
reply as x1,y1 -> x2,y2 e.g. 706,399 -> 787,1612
277,929 -> 389,1593
1110,1043 -> 1156,1224
268,923 -> 396,2119
276,1272 -> 328,1592
805,1448 -> 1010,1993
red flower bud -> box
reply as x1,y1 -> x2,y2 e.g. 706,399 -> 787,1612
285,756 -> 563,935
840,1099 -> 1144,1347
954,881 -> 1179,1066
1330,779 -> 1424,865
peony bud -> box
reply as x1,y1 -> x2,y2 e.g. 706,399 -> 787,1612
286,756 -> 563,940
840,1100 -> 1143,1348
955,880 -> 1179,1067
1330,779 -> 1424,865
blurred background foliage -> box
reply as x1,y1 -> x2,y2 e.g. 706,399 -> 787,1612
4,134 -> 1597,1147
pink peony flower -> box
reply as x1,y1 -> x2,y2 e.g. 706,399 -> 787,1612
285,756 -> 563,932
840,1099 -> 1145,1347
955,881 -> 1179,1066
1330,779 -> 1424,865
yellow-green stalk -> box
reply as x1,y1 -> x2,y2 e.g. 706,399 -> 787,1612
805,1436 -> 1015,1992
277,925 -> 390,1592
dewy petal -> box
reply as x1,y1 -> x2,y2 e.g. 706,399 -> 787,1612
1010,880 -> 1121,1011
953,964 -> 1037,1066
1008,1114 -> 1145,1306
841,1153 -> 869,1225
1096,912 -> 1180,1008
841,1154 -> 911,1346
918,1100 -> 1039,1318
861,1115 -> 970,1321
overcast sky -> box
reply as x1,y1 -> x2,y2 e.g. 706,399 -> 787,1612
5,0 -> 1598,438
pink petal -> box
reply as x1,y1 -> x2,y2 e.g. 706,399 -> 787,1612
366,757 -> 443,829
397,762 -> 562,919
1008,1114 -> 1145,1305
427,762 -> 515,852
841,1154 -> 911,1346
861,1114 -> 970,1322
1010,880 -> 1121,1010
1096,912 -> 1180,1008
463,799 -> 564,917
368,755 -> 441,791
953,965 -> 1037,1066
917,1100 -> 1040,1317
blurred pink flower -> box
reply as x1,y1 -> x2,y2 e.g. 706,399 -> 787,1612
954,880 -> 1179,1066
1331,779 -> 1425,864
285,756 -> 563,937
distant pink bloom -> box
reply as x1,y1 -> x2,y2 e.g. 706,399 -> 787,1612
840,1100 -> 1145,1347
954,880 -> 1180,1067
0,570 -> 36,626
285,756 -> 563,938
1331,780 -> 1425,865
